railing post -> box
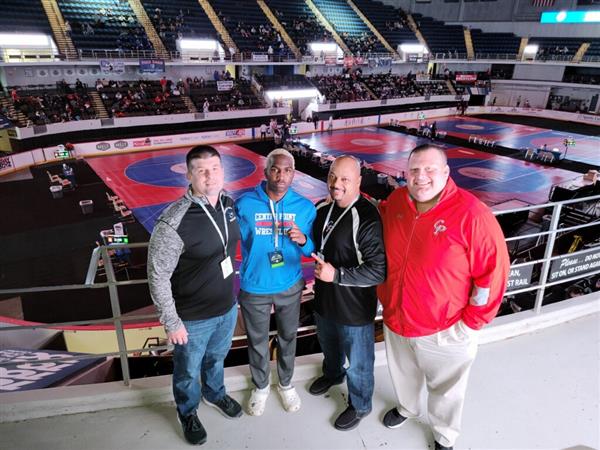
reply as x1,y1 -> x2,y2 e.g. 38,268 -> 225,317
533,202 -> 563,314
100,246 -> 131,386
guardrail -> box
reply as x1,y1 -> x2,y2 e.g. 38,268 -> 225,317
1,194 -> 598,388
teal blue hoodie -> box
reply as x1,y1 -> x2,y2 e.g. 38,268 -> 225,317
235,181 -> 316,294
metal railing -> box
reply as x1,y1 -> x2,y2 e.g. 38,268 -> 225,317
1,194 -> 598,387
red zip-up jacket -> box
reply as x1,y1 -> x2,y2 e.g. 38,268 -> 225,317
377,178 -> 510,337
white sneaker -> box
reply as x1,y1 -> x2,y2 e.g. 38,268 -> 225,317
277,384 -> 301,413
247,386 -> 270,416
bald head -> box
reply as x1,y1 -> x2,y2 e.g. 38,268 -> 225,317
328,155 -> 362,207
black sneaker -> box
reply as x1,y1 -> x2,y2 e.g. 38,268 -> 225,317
177,411 -> 207,445
434,441 -> 453,450
383,407 -> 408,429
308,375 -> 345,396
203,394 -> 243,419
334,405 -> 370,431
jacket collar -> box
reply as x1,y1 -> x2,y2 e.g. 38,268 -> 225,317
185,186 -> 227,206
257,180 -> 292,204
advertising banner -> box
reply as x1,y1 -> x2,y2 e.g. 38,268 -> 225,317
139,59 -> 165,73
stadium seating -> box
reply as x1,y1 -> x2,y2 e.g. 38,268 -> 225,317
56,0 -> 154,53
0,1 -> 53,34
312,73 -> 374,102
11,83 -> 96,125
97,79 -> 188,117
139,0 -> 221,52
188,78 -> 264,112
311,0 -> 387,54
210,0 -> 292,57
351,0 -> 419,50
411,13 -> 467,56
528,37 -> 585,60
362,73 -> 450,99
265,0 -> 334,54
470,29 -> 520,57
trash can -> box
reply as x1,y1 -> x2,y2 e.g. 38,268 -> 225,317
50,185 -> 63,199
79,199 -> 94,215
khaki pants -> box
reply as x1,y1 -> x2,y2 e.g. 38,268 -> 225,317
384,322 -> 478,447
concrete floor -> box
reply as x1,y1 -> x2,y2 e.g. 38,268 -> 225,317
1,313 -> 598,450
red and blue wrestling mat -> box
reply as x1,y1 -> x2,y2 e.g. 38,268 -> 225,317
87,143 -> 329,233
300,127 -> 581,207
401,116 -> 599,166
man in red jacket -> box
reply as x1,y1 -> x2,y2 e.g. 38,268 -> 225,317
378,144 -> 510,450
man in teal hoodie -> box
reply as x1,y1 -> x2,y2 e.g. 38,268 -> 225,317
235,148 -> 316,417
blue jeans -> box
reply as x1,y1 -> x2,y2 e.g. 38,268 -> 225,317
314,312 -> 375,414
172,304 -> 237,417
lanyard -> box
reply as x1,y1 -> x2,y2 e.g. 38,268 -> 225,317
320,196 -> 359,253
193,193 -> 229,258
269,199 -> 282,249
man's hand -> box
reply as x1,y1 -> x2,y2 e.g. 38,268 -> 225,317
287,221 -> 307,246
312,252 -> 336,283
167,324 -> 188,346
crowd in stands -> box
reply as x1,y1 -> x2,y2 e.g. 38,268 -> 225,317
313,72 -> 373,103
188,75 -> 262,112
69,6 -> 153,52
537,46 -> 571,60
234,21 -> 290,57
96,78 -> 186,117
312,70 -> 453,103
342,32 -> 380,55
151,7 -> 187,41
274,10 -> 333,54
12,81 -> 96,126
363,73 -> 450,99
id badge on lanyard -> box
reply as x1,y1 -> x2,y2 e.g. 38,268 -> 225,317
319,198 -> 358,260
269,199 -> 285,268
195,195 -> 232,279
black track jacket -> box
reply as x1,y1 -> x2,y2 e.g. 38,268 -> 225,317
312,195 -> 386,326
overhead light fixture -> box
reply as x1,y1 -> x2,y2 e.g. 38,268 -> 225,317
400,43 -> 427,54
265,89 -> 320,100
523,45 -> 539,54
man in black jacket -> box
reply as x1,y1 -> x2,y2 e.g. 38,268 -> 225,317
148,145 -> 242,446
310,155 -> 386,431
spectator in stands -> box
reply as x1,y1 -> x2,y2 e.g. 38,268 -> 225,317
310,155 -> 386,431
203,99 -> 210,113
148,145 -> 243,446
235,149 -> 316,417
377,144 -> 510,450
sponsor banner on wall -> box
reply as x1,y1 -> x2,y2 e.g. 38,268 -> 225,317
324,56 -> 337,66
456,74 -> 477,82
139,59 -> 165,73
216,80 -> 234,91
100,60 -> 124,74
0,349 -> 103,392
251,54 -> 269,62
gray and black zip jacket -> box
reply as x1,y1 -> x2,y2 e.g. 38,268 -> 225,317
312,195 -> 386,326
147,189 -> 240,333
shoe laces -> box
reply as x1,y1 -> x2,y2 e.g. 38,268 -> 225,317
183,414 -> 202,432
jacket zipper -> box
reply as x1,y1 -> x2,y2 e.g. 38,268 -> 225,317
397,212 -> 419,310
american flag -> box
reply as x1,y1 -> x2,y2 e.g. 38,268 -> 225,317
0,156 -> 13,170
531,0 -> 555,7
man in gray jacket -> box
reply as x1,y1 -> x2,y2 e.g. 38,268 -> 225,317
148,145 -> 242,446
